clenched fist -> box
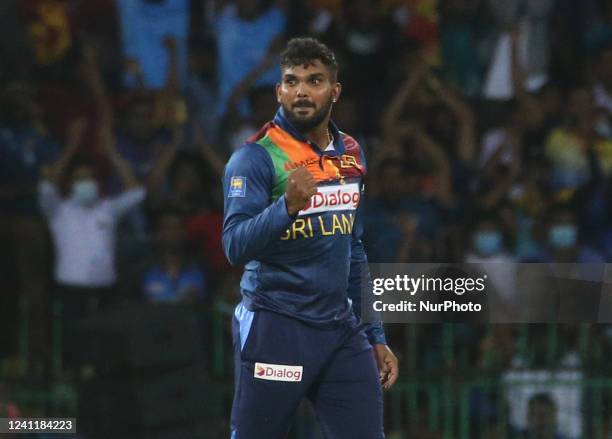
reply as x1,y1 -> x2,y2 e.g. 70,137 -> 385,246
285,167 -> 317,216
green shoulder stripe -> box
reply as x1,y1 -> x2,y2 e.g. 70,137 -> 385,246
257,135 -> 289,200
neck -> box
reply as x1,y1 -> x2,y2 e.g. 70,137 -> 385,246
304,120 -> 331,150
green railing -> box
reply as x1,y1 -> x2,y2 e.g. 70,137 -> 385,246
381,376 -> 612,438
5,298 -> 612,438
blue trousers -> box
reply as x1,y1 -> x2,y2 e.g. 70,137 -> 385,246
230,302 -> 384,438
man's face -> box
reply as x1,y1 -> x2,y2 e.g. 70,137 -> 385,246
70,165 -> 96,186
528,401 -> 556,437
276,60 -> 341,133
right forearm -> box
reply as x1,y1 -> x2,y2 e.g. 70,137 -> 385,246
223,196 -> 294,265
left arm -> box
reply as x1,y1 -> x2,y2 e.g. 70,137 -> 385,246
348,228 -> 399,390
348,233 -> 387,346
348,177 -> 399,390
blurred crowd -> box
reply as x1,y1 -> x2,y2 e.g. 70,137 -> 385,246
3,0 -> 612,437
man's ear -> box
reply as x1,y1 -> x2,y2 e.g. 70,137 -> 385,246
276,83 -> 282,103
332,82 -> 342,103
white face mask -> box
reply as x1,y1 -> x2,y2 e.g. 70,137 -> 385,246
71,180 -> 99,205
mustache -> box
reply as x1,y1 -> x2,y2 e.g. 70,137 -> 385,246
292,100 -> 315,109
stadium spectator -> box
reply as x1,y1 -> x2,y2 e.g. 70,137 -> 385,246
226,84 -> 279,151
142,208 -> 207,304
5,0 -> 612,435
465,213 -> 515,263
18,0 -> 74,66
38,117 -> 145,367
424,74 -> 476,167
39,120 -> 145,291
513,392 -> 568,439
479,100 -> 526,170
114,94 -> 184,190
148,148 -> 230,282
184,36 -> 220,145
363,156 -> 442,263
213,0 -> 287,116
115,0 -> 189,88
0,81 -> 58,373
584,1 -> 612,53
326,0 -> 397,134
544,83 -> 612,191
113,33 -> 187,190
530,205 -> 604,263
465,213 -> 518,319
219,21 -> 283,138
439,0 -> 488,96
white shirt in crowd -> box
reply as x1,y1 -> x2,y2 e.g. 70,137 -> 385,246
38,180 -> 146,288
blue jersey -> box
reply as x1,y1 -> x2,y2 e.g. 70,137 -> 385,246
222,108 -> 385,345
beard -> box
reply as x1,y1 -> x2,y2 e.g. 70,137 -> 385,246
282,95 -> 333,134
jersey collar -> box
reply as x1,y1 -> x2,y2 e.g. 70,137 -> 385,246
273,106 -> 346,156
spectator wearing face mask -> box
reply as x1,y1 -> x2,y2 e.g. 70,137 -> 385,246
465,213 -> 518,318
532,206 -> 604,263
466,214 -> 514,262
38,124 -> 145,367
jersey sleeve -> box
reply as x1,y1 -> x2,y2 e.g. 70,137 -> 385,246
222,143 -> 295,266
348,208 -> 387,346
347,146 -> 386,346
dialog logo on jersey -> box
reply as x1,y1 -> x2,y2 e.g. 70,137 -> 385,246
298,182 -> 360,216
254,362 -> 303,382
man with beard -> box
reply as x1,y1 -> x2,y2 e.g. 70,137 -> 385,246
222,37 -> 398,438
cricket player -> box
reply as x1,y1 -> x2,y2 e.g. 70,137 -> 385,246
223,37 -> 399,438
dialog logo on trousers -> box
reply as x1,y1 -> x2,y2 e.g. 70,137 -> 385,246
254,362 -> 303,382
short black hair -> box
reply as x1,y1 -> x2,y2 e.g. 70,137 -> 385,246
529,392 -> 555,409
280,37 -> 338,80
